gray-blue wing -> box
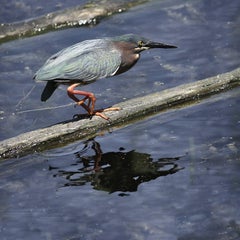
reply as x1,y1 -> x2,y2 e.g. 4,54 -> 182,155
34,39 -> 121,83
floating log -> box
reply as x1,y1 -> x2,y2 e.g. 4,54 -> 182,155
0,0 -> 147,44
0,67 -> 239,159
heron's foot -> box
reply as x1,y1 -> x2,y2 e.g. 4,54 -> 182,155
101,107 -> 121,112
73,104 -> 121,121
93,107 -> 121,121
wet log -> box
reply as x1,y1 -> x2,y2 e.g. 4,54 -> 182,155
0,67 -> 240,159
0,0 -> 147,44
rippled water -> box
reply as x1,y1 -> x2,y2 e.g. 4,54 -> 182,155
0,0 -> 240,239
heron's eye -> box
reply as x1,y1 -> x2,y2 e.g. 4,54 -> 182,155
138,41 -> 144,47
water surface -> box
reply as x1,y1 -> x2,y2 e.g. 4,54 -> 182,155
0,0 -> 240,239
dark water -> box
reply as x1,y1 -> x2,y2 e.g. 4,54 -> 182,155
0,0 -> 240,239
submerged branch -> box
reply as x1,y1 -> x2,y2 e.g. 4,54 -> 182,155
0,67 -> 240,159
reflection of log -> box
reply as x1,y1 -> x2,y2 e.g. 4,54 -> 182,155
0,0 -> 147,44
0,67 -> 240,159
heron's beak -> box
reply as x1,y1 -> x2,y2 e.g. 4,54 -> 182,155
144,41 -> 177,49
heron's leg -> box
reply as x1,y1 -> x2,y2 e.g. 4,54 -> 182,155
67,83 -> 95,114
67,83 -> 120,120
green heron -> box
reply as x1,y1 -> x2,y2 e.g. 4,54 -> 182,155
34,34 -> 177,120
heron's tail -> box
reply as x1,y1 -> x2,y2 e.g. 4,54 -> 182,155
41,81 -> 58,101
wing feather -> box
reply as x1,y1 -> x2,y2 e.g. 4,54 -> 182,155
34,39 -> 121,83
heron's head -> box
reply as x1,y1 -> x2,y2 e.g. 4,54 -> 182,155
111,34 -> 177,53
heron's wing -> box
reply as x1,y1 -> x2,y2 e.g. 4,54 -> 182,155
34,39 -> 122,83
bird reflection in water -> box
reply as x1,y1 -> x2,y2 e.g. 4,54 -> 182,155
49,139 -> 184,194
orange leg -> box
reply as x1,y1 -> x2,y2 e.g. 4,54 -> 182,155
67,83 -> 120,120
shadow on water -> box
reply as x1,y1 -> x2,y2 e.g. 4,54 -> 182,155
48,139 -> 184,195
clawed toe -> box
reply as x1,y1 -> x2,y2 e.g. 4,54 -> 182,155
94,106 -> 121,120
102,107 -> 121,112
